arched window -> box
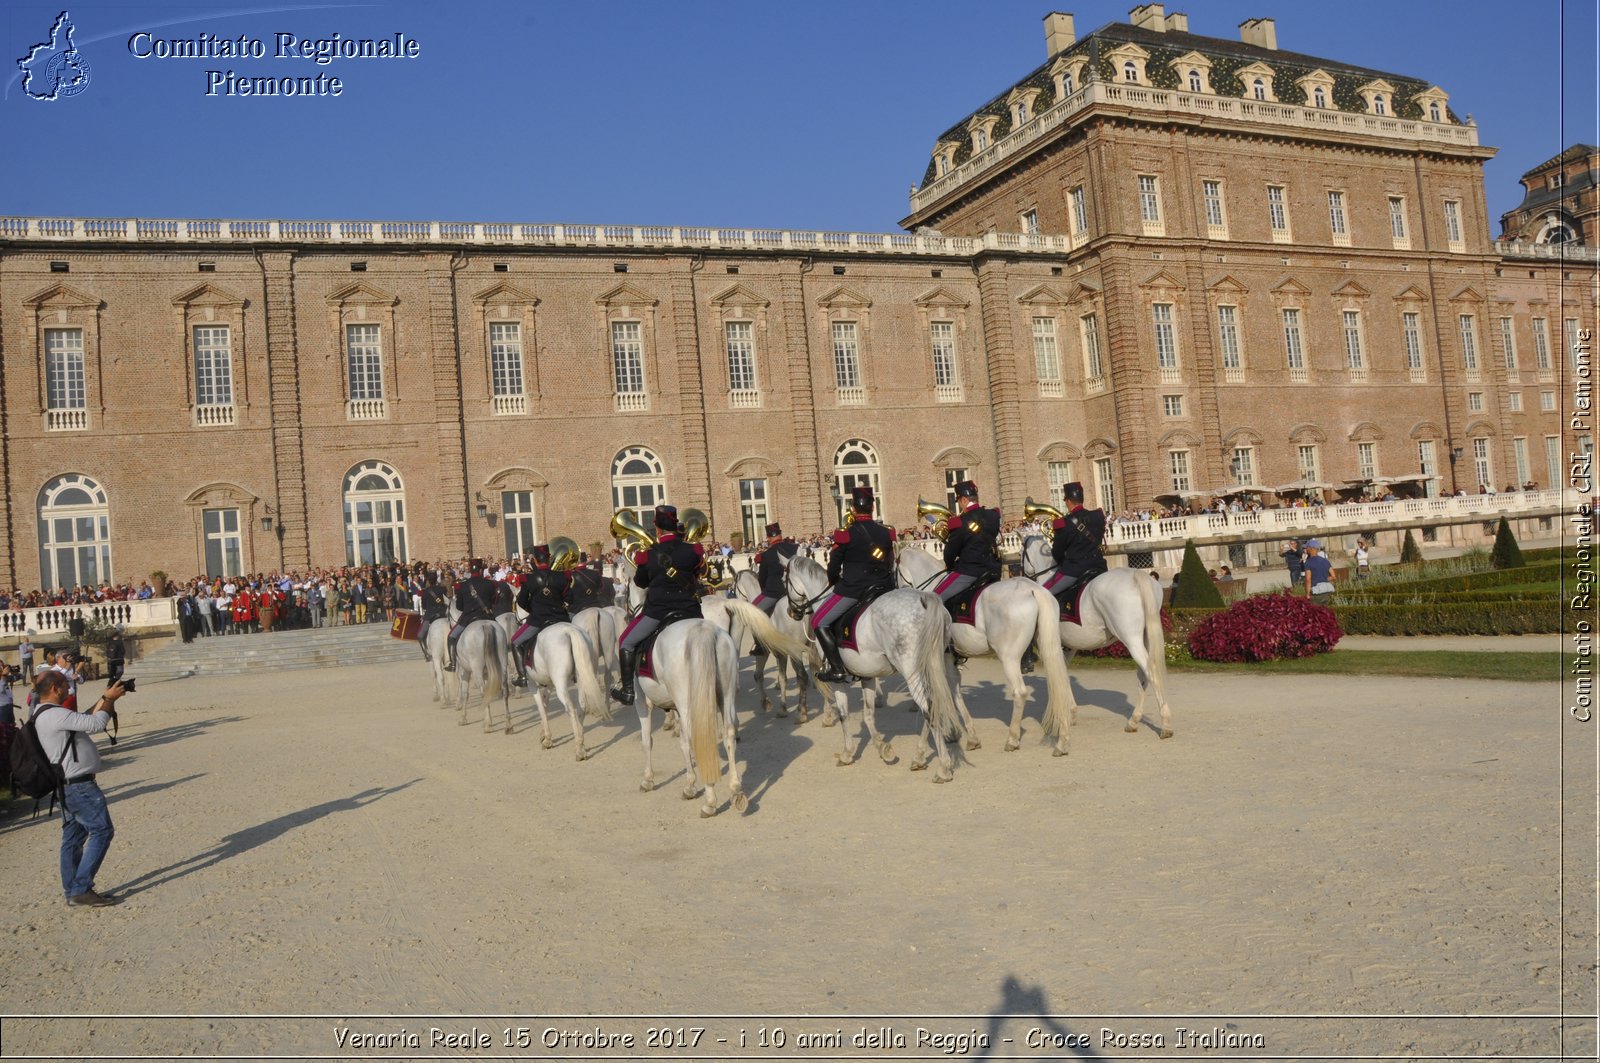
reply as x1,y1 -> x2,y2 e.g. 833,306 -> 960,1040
1123,61 -> 1138,83
975,129 -> 987,151
1313,87 -> 1327,108
1428,101 -> 1441,122
611,446 -> 667,531
1188,69 -> 1202,93
1015,100 -> 1029,124
1372,94 -> 1386,115
833,439 -> 883,524
343,461 -> 408,565
38,474 -> 111,592
1062,72 -> 1073,96
1252,78 -> 1267,101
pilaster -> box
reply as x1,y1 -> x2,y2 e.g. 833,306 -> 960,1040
259,251 -> 310,570
424,254 -> 471,558
975,258 -> 1027,512
778,268 -> 824,532
669,266 -> 712,513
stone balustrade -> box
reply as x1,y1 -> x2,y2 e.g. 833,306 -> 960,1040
0,597 -> 177,639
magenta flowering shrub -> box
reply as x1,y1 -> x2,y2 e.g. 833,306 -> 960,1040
1187,592 -> 1342,662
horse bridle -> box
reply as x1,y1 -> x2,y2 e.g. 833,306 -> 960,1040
782,563 -> 831,623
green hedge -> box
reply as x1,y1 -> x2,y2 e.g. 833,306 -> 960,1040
1342,562 -> 1561,598
1334,600 -> 1561,635
1352,588 -> 1558,605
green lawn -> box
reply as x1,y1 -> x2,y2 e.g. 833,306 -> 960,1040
1072,649 -> 1564,683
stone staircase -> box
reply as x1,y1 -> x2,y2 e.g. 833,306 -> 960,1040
129,622 -> 424,681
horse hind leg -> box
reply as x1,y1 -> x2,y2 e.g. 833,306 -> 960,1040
1129,656 -> 1174,739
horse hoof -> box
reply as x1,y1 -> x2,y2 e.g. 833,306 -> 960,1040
682,786 -> 700,801
732,791 -> 749,813
933,772 -> 952,784
1160,729 -> 1174,740
1124,724 -> 1138,733
821,715 -> 837,728
541,736 -> 554,750
877,742 -> 896,765
965,737 -> 981,751
1052,746 -> 1069,757
699,805 -> 718,819
504,725 -> 513,736
1005,737 -> 1021,752
834,753 -> 854,767
640,779 -> 654,792
909,759 -> 928,772
576,749 -> 591,762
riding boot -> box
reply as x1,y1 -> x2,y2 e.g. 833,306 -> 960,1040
814,623 -> 852,683
609,648 -> 638,706
444,634 -> 458,672
512,648 -> 529,687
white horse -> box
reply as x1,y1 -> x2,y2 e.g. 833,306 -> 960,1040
782,554 -> 966,782
571,604 -> 623,690
634,599 -> 809,817
1020,536 -> 1174,740
897,549 -> 1076,756
454,618 -> 512,733
732,567 -> 817,722
423,617 -> 451,704
518,622 -> 610,759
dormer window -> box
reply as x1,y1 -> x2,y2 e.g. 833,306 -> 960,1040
1015,100 -> 1028,123
976,129 -> 988,151
1188,69 -> 1202,93
1355,79 -> 1397,118
1252,78 -> 1267,101
1123,61 -> 1138,83
1550,173 -> 1564,189
1429,101 -> 1441,122
1062,72 -> 1073,95
1313,87 -> 1327,108
1373,94 -> 1386,115
937,154 -> 950,176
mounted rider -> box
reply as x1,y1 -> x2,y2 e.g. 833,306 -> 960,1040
610,505 -> 705,706
417,570 -> 451,661
1043,481 -> 1108,601
510,543 -> 573,687
933,479 -> 1002,612
750,521 -> 798,616
813,485 -> 896,684
445,559 -> 498,673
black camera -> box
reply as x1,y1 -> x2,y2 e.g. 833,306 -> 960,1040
120,677 -> 136,692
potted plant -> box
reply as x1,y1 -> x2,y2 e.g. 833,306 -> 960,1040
149,570 -> 168,597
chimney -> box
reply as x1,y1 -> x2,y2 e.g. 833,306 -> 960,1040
1165,11 -> 1188,32
1239,17 -> 1278,50
1043,12 -> 1076,56
1129,4 -> 1166,31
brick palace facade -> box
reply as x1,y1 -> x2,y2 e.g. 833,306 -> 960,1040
1,6 -> 1594,589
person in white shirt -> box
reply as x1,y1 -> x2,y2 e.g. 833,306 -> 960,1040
32,669 -> 128,906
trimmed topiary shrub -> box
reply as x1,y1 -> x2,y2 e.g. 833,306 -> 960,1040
1400,529 -> 1424,564
1490,517 -> 1526,569
1170,540 -> 1224,609
1188,591 -> 1343,662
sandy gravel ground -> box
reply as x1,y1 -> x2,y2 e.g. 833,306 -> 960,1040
1,653 -> 1592,1061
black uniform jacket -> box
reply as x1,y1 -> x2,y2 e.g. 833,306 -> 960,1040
634,534 -> 705,620
755,540 -> 799,598
1051,506 -> 1108,579
517,568 -> 573,628
420,584 -> 451,623
453,575 -> 500,625
943,504 -> 1002,579
827,519 -> 896,599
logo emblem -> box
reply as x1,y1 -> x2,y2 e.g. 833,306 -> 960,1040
18,11 -> 91,101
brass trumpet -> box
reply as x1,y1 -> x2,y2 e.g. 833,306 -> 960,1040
917,496 -> 954,542
1023,496 -> 1065,523
548,535 -> 580,571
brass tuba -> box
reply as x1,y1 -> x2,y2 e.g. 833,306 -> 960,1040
681,508 -> 710,544
610,509 -> 656,553
548,535 -> 580,571
917,496 -> 954,542
1023,496 -> 1065,523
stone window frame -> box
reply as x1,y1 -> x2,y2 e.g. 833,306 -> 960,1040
1295,69 -> 1335,109
596,282 -> 662,408
1170,52 -> 1214,95
325,282 -> 400,410
1326,188 -> 1350,244
913,286 -> 972,398
1386,194 -> 1411,248
966,113 -> 999,155
1237,62 -> 1278,102
710,283 -> 771,405
1207,276 -> 1250,381
1356,79 -> 1396,116
817,286 -> 873,401
1018,284 -> 1070,391
1103,43 -> 1150,86
1265,182 -> 1293,241
1006,85 -> 1041,127
472,281 -> 541,411
1200,177 -> 1229,237
172,283 -> 250,424
1415,86 -> 1450,124
183,480 -> 264,575
24,282 -> 105,431
1223,427 -> 1264,487
1050,54 -> 1088,101
484,465 -> 551,547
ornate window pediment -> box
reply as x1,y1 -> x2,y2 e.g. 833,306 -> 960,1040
1393,284 -> 1430,304
1271,277 -> 1313,298
25,282 -> 102,310
1223,427 -> 1264,448
595,282 -> 659,310
1017,283 -> 1068,307
1347,421 -> 1385,443
1448,285 -> 1486,304
485,465 -> 550,491
1104,42 -> 1150,85
1409,421 -> 1444,440
931,446 -> 983,469
183,480 -> 258,508
171,283 -> 246,311
913,286 -> 970,311
472,281 -> 539,308
723,455 -> 784,480
1208,274 -> 1250,296
1416,85 -> 1450,123
1158,428 -> 1204,449
1356,79 -> 1396,115
816,285 -> 871,311
1332,280 -> 1371,299
1137,269 -> 1185,291
325,281 -> 397,309
1171,51 -> 1214,94
1464,420 -> 1497,438
1050,53 -> 1088,98
1289,423 -> 1327,444
1067,280 -> 1102,305
1035,440 -> 1083,463
1238,62 -> 1278,101
710,283 -> 770,310
1295,69 -> 1335,106
1084,437 -> 1117,457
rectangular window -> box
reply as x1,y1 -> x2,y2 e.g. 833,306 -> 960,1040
1138,175 -> 1161,223
1282,308 -> 1306,375
1032,317 -> 1061,382
1388,196 -> 1407,241
1153,303 -> 1178,370
1094,457 -> 1116,512
1546,436 -> 1561,491
502,491 -> 537,557
1467,392 -> 1484,412
1567,318 -> 1582,369
1202,180 -> 1226,231
1499,317 -> 1518,370
489,322 -> 524,399
1513,437 -> 1530,484
202,507 -> 242,579
1217,305 -> 1242,375
193,325 -> 234,408
1458,314 -> 1479,374
1046,461 -> 1074,503
930,321 -> 958,389
1418,440 -> 1438,497
1533,317 -> 1551,371
611,320 -> 645,394
726,321 -> 757,392
346,323 -> 383,401
1357,442 -> 1376,480
1403,311 -> 1424,373
1267,184 -> 1289,235
831,321 -> 861,390
1080,313 -> 1104,387
942,467 -> 971,513
1021,209 -> 1040,235
1508,392 -> 1523,412
1298,444 -> 1320,482
45,328 -> 86,410
1472,437 -> 1491,487
1231,446 -> 1256,486
739,477 -> 770,546
1327,190 -> 1348,237
1168,449 -> 1191,493
1541,390 -> 1556,411
1162,394 -> 1183,417
1342,310 -> 1365,372
1443,199 -> 1463,246
1069,186 -> 1088,236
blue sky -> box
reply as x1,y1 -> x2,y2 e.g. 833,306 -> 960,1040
2,0 -> 1595,234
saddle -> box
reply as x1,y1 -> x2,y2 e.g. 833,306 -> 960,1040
944,574 -> 999,627
636,609 -> 699,681
1052,577 -> 1095,626
835,584 -> 893,653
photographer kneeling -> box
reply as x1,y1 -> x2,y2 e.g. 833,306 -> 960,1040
31,671 -> 128,907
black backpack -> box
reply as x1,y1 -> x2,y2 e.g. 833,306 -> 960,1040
8,704 -> 74,811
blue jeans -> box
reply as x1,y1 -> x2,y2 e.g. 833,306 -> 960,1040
61,779 -> 114,898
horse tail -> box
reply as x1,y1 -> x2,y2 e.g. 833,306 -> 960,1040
909,591 -> 962,743
687,626 -> 723,788
723,599 -> 809,661
1030,583 -> 1073,739
570,626 -> 612,722
1139,572 -> 1169,697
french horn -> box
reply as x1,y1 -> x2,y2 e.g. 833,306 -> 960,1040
681,508 -> 710,544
